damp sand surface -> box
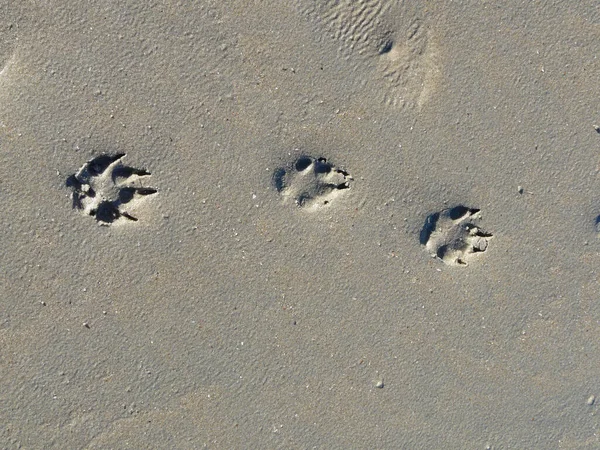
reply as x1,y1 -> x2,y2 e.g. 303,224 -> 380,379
1,1 -> 600,448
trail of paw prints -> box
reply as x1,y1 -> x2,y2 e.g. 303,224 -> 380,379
66,153 -> 157,225
420,205 -> 493,266
273,155 -> 353,210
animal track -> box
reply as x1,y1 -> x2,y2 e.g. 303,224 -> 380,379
420,206 -> 493,266
296,0 -> 440,109
0,24 -> 17,79
273,156 -> 353,209
66,153 -> 157,225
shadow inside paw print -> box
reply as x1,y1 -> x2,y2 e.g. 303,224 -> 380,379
420,205 -> 493,266
66,153 -> 157,224
273,156 -> 352,209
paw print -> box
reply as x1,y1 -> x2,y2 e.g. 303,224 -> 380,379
66,153 -> 157,224
273,156 -> 353,209
420,205 -> 493,266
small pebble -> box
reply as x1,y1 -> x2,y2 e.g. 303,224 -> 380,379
587,395 -> 595,405
375,380 -> 384,389
83,322 -> 90,329
517,186 -> 524,194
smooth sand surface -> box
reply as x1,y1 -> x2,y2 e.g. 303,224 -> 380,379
1,1 -> 599,448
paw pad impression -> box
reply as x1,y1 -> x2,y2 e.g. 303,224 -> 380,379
420,205 -> 493,266
273,156 -> 353,209
66,153 -> 157,224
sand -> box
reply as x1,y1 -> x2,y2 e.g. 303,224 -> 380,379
1,1 -> 599,448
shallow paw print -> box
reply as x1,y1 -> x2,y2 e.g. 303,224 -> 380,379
420,205 -> 493,266
273,156 -> 353,209
66,153 -> 157,225
296,1 -> 439,110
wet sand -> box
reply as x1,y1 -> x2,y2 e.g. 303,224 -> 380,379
1,1 -> 599,448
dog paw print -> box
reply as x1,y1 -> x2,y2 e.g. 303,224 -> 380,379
66,153 -> 157,225
273,156 -> 353,209
420,205 -> 493,266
